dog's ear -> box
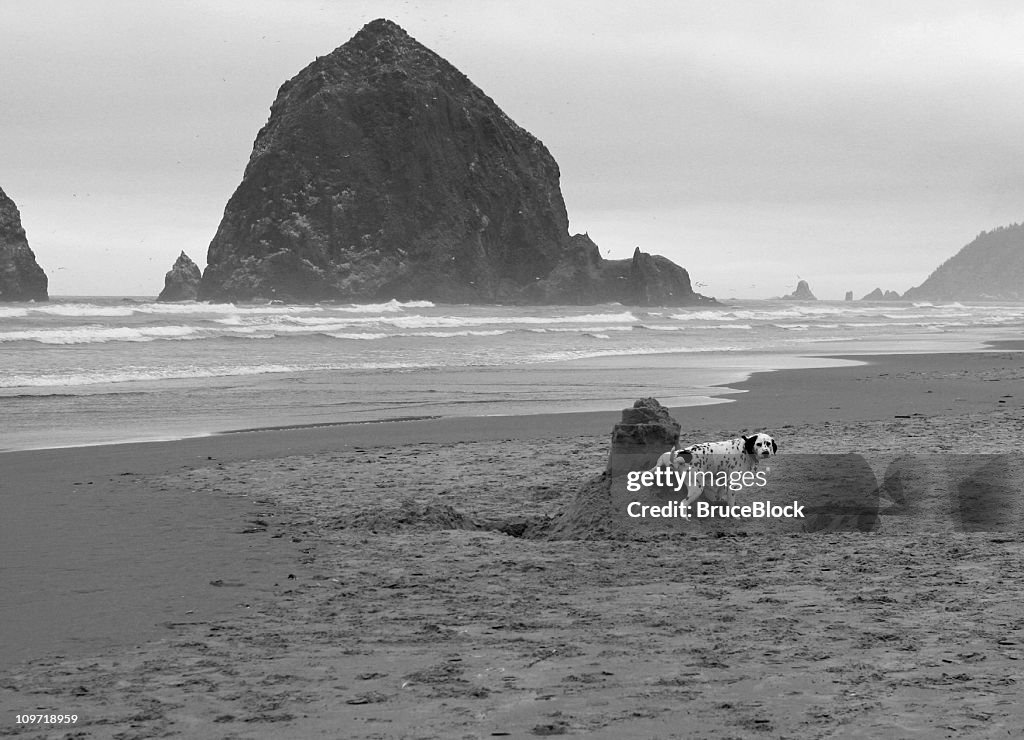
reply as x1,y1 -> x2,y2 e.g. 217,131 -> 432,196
678,450 -> 694,464
743,434 -> 757,454
771,439 -> 778,454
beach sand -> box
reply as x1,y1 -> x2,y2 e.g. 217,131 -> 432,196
2,346 -> 1024,738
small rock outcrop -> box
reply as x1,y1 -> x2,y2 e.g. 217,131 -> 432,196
860,288 -> 902,301
781,279 -> 816,300
0,186 -> 48,301
904,223 -> 1024,301
844,290 -> 854,301
199,19 -> 713,306
157,251 -> 202,301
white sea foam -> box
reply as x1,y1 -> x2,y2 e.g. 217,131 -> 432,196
213,310 -> 639,331
323,329 -> 515,340
140,302 -> 323,315
7,299 -> 1021,346
687,324 -> 754,331
381,311 -> 639,329
1,311 -> 645,344
530,345 -> 747,363
526,325 -> 635,334
31,303 -> 137,317
0,325 -> 201,344
669,310 -> 739,321
0,360 -> 439,388
322,332 -> 393,340
842,321 -> 966,328
329,299 -> 435,313
669,306 -> 888,322
410,329 -> 511,338
17,299 -> 435,320
0,364 -> 306,387
795,336 -> 863,344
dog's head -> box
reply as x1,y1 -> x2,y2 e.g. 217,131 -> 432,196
743,433 -> 777,458
675,449 -> 695,465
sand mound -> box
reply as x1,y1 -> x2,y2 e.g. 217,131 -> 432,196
542,473 -> 620,540
543,398 -> 688,540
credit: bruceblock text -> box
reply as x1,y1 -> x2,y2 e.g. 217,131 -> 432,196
627,501 -> 805,519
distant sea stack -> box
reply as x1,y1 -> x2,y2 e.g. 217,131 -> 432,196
157,251 -> 202,301
199,19 -> 713,306
782,279 -> 816,300
904,224 -> 1024,301
0,186 -> 48,302
860,288 -> 902,301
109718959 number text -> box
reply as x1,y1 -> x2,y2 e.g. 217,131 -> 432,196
16,714 -> 78,724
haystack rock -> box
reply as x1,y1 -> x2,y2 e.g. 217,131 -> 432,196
199,19 -> 714,306
0,186 -> 48,301
782,279 -> 816,300
904,223 -> 1024,300
157,251 -> 202,301
844,290 -> 853,301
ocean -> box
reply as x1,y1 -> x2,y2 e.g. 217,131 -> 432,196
2,297 -> 1023,451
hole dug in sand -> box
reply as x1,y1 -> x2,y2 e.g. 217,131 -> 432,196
326,496 -> 551,539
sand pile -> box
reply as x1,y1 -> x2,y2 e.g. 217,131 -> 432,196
542,471 -> 621,540
545,398 -> 687,540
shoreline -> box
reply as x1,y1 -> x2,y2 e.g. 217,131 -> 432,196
4,337 -> 1021,454
1,347 -> 862,454
3,340 -> 1021,467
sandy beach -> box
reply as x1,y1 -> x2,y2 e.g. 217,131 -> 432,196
2,345 -> 1024,738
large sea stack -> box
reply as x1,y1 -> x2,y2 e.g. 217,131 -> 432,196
904,223 -> 1024,301
199,19 -> 712,306
0,186 -> 48,302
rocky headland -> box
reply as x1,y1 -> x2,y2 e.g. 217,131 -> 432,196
904,223 -> 1024,301
0,186 -> 48,302
198,19 -> 713,306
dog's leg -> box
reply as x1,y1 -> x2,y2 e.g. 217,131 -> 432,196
683,481 -> 704,510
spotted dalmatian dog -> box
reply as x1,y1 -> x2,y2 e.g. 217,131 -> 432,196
652,433 -> 777,508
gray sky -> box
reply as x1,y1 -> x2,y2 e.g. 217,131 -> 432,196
3,0 -> 1023,299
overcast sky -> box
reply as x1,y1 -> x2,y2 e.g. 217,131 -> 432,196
3,0 -> 1023,299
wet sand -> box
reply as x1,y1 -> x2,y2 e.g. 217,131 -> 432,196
1,346 -> 1023,738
